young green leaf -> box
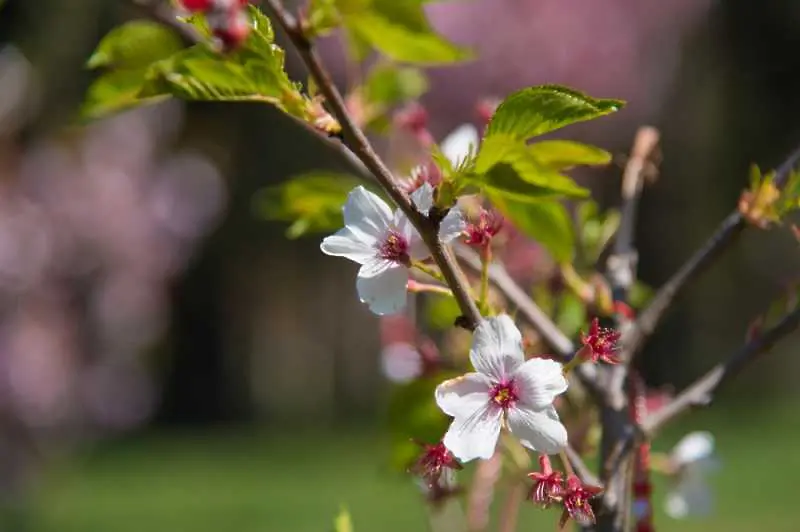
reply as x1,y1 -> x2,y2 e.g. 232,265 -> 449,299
345,12 -> 471,64
308,0 -> 342,36
529,140 -> 612,170
86,21 -> 183,70
81,70 -> 170,121
363,63 -> 429,107
333,0 -> 472,65
489,194 -> 575,263
486,85 -> 624,140
140,46 -> 287,104
253,172 -> 361,238
465,135 -> 589,201
81,21 -> 184,120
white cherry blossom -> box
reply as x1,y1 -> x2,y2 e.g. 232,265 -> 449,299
320,183 -> 464,315
435,315 -> 568,461
664,431 -> 720,519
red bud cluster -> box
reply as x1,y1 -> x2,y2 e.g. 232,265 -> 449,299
180,0 -> 252,51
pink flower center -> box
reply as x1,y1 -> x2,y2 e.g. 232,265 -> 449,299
377,230 -> 410,264
490,380 -> 518,409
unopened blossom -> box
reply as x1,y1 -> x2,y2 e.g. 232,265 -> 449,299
320,184 -> 464,315
559,474 -> 603,528
464,209 -> 503,247
402,123 -> 477,193
665,431 -> 719,519
440,124 -> 479,168
528,454 -> 563,507
435,315 -> 568,462
410,441 -> 463,488
578,318 -> 621,364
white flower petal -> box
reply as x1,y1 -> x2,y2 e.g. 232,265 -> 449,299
438,207 -> 466,242
410,182 -> 434,216
359,257 -> 396,278
441,124 -> 479,166
470,315 -> 524,381
320,227 -> 374,264
435,373 -> 492,418
506,405 -> 568,455
343,186 -> 393,241
513,357 -> 568,410
671,431 -> 714,466
442,404 -> 502,462
665,476 -> 713,519
355,263 -> 408,315
393,210 -> 428,260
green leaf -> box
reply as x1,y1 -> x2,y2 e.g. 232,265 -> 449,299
253,172 -> 361,238
529,140 -> 612,170
87,21 -> 183,70
577,200 -> 620,264
335,0 -> 472,65
363,63 -> 428,107
465,135 -> 589,201
345,13 -> 471,64
486,85 -> 624,140
308,0 -> 342,36
490,194 -> 575,263
80,70 -> 170,121
140,46 -> 287,103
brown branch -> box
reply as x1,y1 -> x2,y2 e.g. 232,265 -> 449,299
564,444 -> 600,487
607,126 -> 660,307
605,127 -> 661,410
264,0 -> 482,329
620,144 -> 800,361
643,305 -> 800,434
602,303 -> 800,494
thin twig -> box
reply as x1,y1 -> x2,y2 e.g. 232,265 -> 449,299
264,0 -> 482,329
564,444 -> 600,487
607,126 -> 660,306
643,305 -> 800,434
596,129 -> 659,529
605,304 -> 800,484
606,127 -> 660,408
620,144 -> 800,361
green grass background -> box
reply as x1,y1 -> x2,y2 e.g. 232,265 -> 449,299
27,402 -> 798,532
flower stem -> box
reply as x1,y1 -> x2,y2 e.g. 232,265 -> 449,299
561,354 -> 583,375
478,245 -> 491,314
407,280 -> 453,297
412,261 -> 446,282
559,449 -> 575,478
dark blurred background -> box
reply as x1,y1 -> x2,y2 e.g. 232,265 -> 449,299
0,1 -> 798,531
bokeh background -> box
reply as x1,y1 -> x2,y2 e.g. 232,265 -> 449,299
0,0 -> 798,531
